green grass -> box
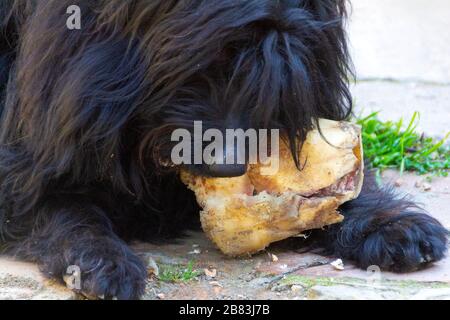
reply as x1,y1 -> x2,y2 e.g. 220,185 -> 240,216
357,112 -> 449,178
158,261 -> 201,283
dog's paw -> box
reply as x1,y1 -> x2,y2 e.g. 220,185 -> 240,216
354,212 -> 448,272
64,250 -> 148,300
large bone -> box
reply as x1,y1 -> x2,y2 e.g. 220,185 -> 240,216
181,119 -> 364,256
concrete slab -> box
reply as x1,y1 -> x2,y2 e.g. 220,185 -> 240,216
351,81 -> 450,138
0,258 -> 75,300
348,0 -> 450,84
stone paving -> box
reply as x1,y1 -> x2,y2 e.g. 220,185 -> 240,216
349,0 -> 450,139
0,170 -> 448,300
352,81 -> 450,139
348,0 -> 450,85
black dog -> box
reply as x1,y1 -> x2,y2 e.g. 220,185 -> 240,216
0,0 -> 447,299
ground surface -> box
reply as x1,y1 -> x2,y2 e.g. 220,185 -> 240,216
1,169 -> 448,300
349,0 -> 450,139
0,0 -> 449,300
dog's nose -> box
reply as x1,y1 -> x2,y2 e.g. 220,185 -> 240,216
207,163 -> 247,177
205,139 -> 248,177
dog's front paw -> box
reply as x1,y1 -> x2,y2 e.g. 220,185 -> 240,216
354,212 -> 448,272
64,247 -> 148,300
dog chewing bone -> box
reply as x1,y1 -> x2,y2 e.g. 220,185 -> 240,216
181,119 -> 364,256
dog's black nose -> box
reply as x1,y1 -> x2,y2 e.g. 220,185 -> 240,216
204,139 -> 248,177
207,163 -> 247,177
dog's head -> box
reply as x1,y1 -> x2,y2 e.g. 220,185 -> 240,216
134,0 -> 353,176
5,0 -> 352,188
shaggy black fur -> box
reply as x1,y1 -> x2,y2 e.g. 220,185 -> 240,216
314,170 -> 448,273
0,0 -> 447,299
